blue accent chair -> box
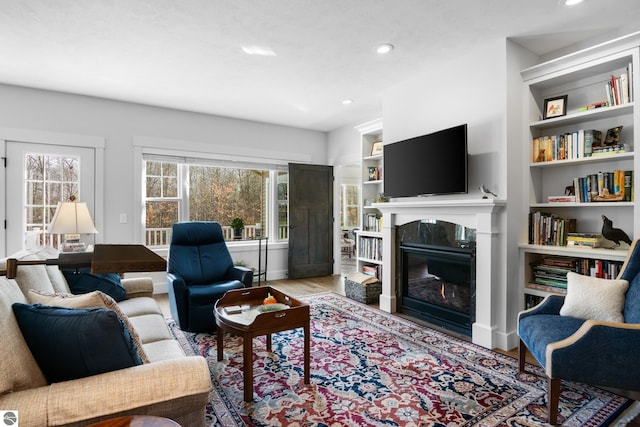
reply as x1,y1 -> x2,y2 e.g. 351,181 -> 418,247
167,221 -> 253,332
518,239 -> 640,425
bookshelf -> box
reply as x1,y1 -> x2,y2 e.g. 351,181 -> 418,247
355,118 -> 383,281
519,40 -> 640,307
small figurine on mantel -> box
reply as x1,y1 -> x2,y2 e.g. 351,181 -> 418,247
601,215 -> 632,248
479,184 -> 497,199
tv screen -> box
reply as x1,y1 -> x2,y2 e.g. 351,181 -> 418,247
383,124 -> 468,198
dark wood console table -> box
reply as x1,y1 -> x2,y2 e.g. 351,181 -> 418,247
3,244 -> 166,278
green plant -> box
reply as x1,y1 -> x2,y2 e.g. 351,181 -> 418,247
230,217 -> 244,231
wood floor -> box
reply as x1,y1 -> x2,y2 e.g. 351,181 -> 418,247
154,274 -> 640,423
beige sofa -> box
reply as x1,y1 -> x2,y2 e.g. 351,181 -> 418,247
0,248 -> 211,427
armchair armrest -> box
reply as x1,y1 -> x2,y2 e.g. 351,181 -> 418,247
518,294 -> 565,322
228,266 -> 253,287
47,356 -> 210,425
121,276 -> 154,298
547,320 -> 640,390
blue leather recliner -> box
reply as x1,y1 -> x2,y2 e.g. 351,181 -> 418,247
518,239 -> 640,425
167,221 -> 253,332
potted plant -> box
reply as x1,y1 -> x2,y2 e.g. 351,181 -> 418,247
230,217 -> 244,239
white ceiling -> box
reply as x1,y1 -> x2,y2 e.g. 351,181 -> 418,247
2,0 -> 640,132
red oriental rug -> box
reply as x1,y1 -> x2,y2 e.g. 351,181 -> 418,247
169,292 -> 639,426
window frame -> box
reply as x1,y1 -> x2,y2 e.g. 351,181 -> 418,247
143,159 -> 284,246
133,137 -> 307,248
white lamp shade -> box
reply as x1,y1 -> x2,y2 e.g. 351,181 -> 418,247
48,202 -> 98,235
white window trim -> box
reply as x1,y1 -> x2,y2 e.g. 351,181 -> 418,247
133,135 -> 310,245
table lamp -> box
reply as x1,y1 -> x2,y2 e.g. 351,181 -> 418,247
48,198 -> 98,252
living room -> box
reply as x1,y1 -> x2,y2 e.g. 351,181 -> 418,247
2,1 -> 640,425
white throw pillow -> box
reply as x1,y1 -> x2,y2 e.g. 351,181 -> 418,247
560,272 -> 629,323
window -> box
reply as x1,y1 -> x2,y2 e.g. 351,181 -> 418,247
24,153 -> 80,248
341,184 -> 360,229
144,159 -> 288,246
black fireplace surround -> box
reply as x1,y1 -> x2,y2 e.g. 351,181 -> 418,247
396,220 -> 476,336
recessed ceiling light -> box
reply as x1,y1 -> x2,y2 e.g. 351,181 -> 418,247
376,43 -> 394,54
342,99 -> 354,105
565,0 -> 583,5
241,46 -> 277,56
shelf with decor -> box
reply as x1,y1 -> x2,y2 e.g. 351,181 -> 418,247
355,118 -> 384,281
519,41 -> 639,308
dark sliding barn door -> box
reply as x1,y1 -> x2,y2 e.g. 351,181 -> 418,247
288,163 -> 333,279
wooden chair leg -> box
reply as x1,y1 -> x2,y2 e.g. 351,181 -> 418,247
518,339 -> 527,373
548,377 -> 560,425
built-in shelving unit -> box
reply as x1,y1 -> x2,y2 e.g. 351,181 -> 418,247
519,41 -> 640,307
355,118 -> 383,281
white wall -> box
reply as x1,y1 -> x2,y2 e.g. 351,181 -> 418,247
0,83 -> 328,283
327,38 -> 538,349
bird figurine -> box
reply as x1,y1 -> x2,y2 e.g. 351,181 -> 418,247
601,215 -> 632,247
479,184 -> 497,199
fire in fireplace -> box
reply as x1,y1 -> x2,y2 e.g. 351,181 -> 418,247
397,220 -> 476,336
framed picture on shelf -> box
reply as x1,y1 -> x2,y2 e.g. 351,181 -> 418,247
371,141 -> 383,156
543,95 -> 568,119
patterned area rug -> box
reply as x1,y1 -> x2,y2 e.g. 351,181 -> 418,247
169,292 -> 637,426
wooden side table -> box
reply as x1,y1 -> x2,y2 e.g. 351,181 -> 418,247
214,286 -> 310,401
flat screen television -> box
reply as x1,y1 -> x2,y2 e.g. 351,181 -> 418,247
383,124 -> 468,198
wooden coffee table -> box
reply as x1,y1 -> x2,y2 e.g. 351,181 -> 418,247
214,286 -> 310,401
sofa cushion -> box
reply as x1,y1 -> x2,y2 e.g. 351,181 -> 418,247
62,269 -> 127,302
15,263 -> 57,295
0,278 -> 47,394
560,272 -> 629,322
12,303 -> 143,383
27,290 -> 149,363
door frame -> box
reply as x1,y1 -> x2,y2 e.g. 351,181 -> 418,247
0,126 -> 105,257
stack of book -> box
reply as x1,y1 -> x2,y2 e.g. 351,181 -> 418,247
361,265 -> 382,279
528,256 -> 576,293
566,232 -> 604,248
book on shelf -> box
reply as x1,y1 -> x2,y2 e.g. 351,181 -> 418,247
524,294 -> 545,309
547,195 -> 576,203
624,170 -> 633,201
606,66 -> 633,106
358,236 -> 382,261
528,212 -> 576,246
591,144 -> 626,156
526,282 -> 567,295
363,214 -> 382,232
529,256 -> 623,290
577,101 -> 608,112
566,232 -> 604,248
367,166 -> 382,181
360,265 -> 382,280
532,129 -> 602,162
569,169 -> 631,202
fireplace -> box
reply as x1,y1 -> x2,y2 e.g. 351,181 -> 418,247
373,199 -> 506,349
397,220 -> 476,336
400,244 -> 476,335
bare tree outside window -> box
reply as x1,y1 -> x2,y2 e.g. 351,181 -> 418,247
144,160 -> 287,246
25,153 -> 79,248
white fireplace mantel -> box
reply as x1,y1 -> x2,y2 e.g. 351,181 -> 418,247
373,198 -> 506,349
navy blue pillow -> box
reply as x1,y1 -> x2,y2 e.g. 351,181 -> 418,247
63,269 -> 127,302
12,303 -> 143,383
